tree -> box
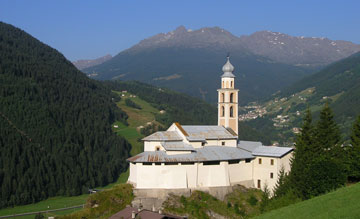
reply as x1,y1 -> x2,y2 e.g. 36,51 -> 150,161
348,115 -> 360,181
313,102 -> 342,161
288,108 -> 315,199
273,166 -> 289,198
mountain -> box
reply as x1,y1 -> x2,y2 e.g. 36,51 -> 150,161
72,54 -> 112,70
0,22 -> 130,207
280,51 -> 360,122
240,51 -> 360,144
239,31 -> 360,67
84,26 -> 313,104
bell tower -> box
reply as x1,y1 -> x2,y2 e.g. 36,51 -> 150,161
218,56 -> 239,136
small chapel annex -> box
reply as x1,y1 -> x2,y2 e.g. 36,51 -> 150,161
127,57 -> 293,193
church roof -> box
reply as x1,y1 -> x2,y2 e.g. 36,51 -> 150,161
252,146 -> 293,158
127,146 -> 253,163
142,131 -> 182,141
182,125 -> 237,141
221,56 -> 235,78
161,142 -> 195,151
237,140 -> 293,158
237,141 -> 263,152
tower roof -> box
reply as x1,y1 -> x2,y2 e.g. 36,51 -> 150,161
221,56 -> 235,78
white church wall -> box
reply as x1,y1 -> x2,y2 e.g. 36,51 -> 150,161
136,163 -> 188,189
205,139 -> 237,147
279,152 -> 292,173
128,162 -> 137,184
253,156 -> 278,192
197,161 -> 230,187
144,141 -> 164,151
228,160 -> 253,185
189,141 -> 202,148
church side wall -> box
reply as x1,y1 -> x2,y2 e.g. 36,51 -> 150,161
206,139 -> 237,147
197,161 -> 230,187
136,163 -> 187,189
128,162 -> 137,184
253,157 -> 278,193
228,160 -> 253,185
144,141 -> 164,151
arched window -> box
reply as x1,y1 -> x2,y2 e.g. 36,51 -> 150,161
231,81 -> 233,88
221,106 -> 225,117
230,93 -> 233,103
221,93 -> 225,102
230,106 -> 233,117
222,81 -> 224,88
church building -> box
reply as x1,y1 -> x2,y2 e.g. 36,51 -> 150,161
127,57 -> 293,193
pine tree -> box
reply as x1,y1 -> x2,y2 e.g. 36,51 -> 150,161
273,166 -> 289,198
348,115 -> 360,181
313,102 -> 342,161
288,108 -> 314,199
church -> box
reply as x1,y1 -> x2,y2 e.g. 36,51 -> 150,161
127,57 -> 293,193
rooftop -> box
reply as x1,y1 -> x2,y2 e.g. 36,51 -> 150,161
237,140 -> 293,158
182,125 -> 237,141
127,146 -> 254,163
142,131 -> 183,141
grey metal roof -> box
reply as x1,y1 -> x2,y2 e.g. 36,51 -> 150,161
221,72 -> 235,78
181,125 -> 237,141
142,131 -> 182,141
237,141 -> 263,152
221,57 -> 235,78
252,146 -> 293,158
127,146 -> 254,163
161,142 -> 195,151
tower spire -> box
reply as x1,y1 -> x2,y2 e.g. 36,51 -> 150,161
218,56 -> 239,136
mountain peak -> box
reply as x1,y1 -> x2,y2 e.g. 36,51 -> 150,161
174,25 -> 187,33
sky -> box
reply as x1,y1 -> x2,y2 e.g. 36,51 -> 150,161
1,0 -> 359,61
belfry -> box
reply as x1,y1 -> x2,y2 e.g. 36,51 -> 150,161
218,56 -> 239,136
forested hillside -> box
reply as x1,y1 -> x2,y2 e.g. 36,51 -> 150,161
0,22 -> 131,208
279,51 -> 360,126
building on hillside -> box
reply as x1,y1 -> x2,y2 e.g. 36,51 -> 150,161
127,57 -> 293,193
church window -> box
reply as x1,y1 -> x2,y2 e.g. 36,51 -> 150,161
231,81 -> 233,88
155,146 -> 160,151
259,158 -> 262,164
245,159 -> 251,163
221,106 -> 225,117
271,159 -> 274,165
230,106 -> 233,117
270,172 -> 274,179
221,141 -> 225,146
201,142 -> 205,146
257,180 -> 261,188
204,161 -> 220,165
221,93 -> 225,102
230,93 -> 234,103
228,160 -> 239,164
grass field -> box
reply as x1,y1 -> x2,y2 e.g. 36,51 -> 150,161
255,183 -> 360,219
0,92 -> 162,218
113,91 -> 163,155
0,195 -> 88,218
